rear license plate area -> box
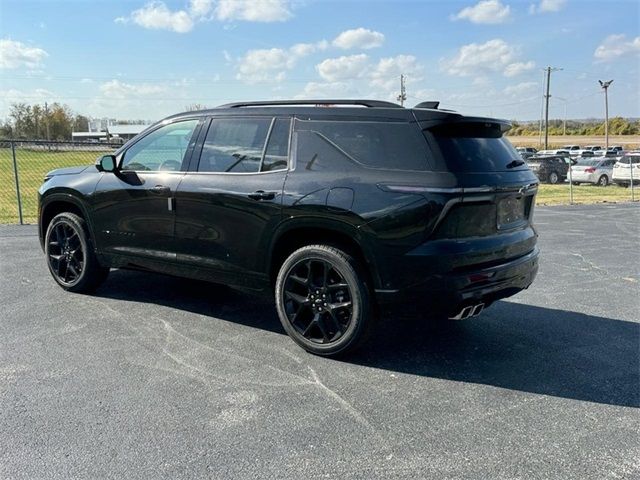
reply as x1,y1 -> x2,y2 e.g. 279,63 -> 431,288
497,196 -> 527,230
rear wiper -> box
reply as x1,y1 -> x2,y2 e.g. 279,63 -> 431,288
506,159 -> 525,168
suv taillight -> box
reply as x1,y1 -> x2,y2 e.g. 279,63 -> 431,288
584,167 -> 596,173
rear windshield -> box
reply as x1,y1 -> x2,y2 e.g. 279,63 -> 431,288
618,156 -> 640,164
424,122 -> 522,172
576,159 -> 599,166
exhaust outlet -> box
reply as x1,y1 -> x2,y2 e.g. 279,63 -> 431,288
449,303 -> 485,320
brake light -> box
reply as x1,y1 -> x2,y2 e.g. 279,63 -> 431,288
584,167 -> 596,173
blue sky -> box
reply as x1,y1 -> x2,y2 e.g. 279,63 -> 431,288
0,0 -> 638,122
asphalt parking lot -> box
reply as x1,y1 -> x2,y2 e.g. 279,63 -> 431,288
1,203 -> 638,479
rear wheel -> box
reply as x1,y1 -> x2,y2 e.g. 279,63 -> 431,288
45,212 -> 109,293
275,245 -> 373,357
547,171 -> 560,184
597,175 -> 609,187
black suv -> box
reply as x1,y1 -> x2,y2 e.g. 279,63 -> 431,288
38,99 -> 539,356
526,155 -> 571,184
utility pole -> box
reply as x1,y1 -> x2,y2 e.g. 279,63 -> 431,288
599,80 -> 613,149
397,74 -> 406,107
543,67 -> 562,150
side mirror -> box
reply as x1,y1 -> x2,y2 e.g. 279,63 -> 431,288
96,154 -> 117,173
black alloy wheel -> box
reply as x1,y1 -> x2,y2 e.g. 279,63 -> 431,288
45,212 -> 109,292
275,245 -> 373,356
47,220 -> 84,286
283,258 -> 353,344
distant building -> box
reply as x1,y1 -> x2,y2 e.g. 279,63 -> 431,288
72,123 -> 150,143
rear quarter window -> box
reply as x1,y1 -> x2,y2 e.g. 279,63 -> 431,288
295,119 -> 432,171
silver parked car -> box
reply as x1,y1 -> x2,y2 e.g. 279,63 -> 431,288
569,157 -> 616,186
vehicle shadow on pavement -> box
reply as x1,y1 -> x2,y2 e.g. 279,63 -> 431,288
95,270 -> 639,409
355,301 -> 640,409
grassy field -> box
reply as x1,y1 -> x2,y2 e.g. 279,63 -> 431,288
1,146 -> 637,224
0,146 -> 112,223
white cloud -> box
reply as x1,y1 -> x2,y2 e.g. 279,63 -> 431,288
594,34 -> 640,62
529,0 -> 566,14
100,79 -> 167,99
116,1 -> 194,33
0,39 -> 48,69
370,54 -> 422,90
236,41 -> 327,84
332,28 -> 385,50
504,81 -> 537,96
504,60 -> 536,77
214,0 -> 292,22
116,0 -> 291,32
452,0 -> 511,24
295,81 -> 356,99
316,54 -> 369,82
441,39 -> 523,77
189,0 -> 213,16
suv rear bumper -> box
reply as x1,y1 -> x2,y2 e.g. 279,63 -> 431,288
376,247 -> 539,317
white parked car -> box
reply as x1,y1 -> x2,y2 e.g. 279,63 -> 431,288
562,145 -> 582,156
569,157 -> 616,186
583,145 -> 603,152
613,154 -> 640,187
537,149 -> 570,156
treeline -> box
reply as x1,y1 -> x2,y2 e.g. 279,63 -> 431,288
0,103 -> 90,140
508,117 -> 640,136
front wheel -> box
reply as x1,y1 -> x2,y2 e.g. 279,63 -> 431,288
275,245 -> 374,357
597,175 -> 609,187
547,171 -> 560,184
45,212 -> 109,293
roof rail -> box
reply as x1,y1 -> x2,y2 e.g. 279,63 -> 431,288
414,101 -> 440,109
217,99 -> 403,109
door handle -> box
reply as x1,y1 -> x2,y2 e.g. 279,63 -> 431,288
150,185 -> 171,194
248,190 -> 277,201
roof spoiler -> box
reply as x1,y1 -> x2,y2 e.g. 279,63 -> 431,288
414,101 -> 440,109
217,99 -> 403,109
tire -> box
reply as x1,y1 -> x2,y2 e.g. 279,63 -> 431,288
45,212 -> 109,293
275,245 -> 374,357
547,171 -> 560,184
572,182 -> 580,186
597,175 -> 609,187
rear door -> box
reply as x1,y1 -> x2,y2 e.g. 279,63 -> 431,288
173,116 -> 291,287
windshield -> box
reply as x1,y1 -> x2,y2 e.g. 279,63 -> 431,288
424,122 -> 523,172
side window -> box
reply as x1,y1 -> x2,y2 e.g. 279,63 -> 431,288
198,118 -> 271,173
122,120 -> 199,171
298,120 -> 431,171
262,118 -> 291,172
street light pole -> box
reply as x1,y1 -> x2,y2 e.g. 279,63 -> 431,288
599,80 -> 613,149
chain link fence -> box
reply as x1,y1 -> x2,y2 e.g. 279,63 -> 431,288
1,140 -> 121,224
1,139 -> 638,225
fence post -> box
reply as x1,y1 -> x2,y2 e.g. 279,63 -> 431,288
10,141 -> 24,225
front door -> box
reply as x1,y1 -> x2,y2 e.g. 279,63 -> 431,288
91,118 -> 201,267
173,116 -> 291,288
